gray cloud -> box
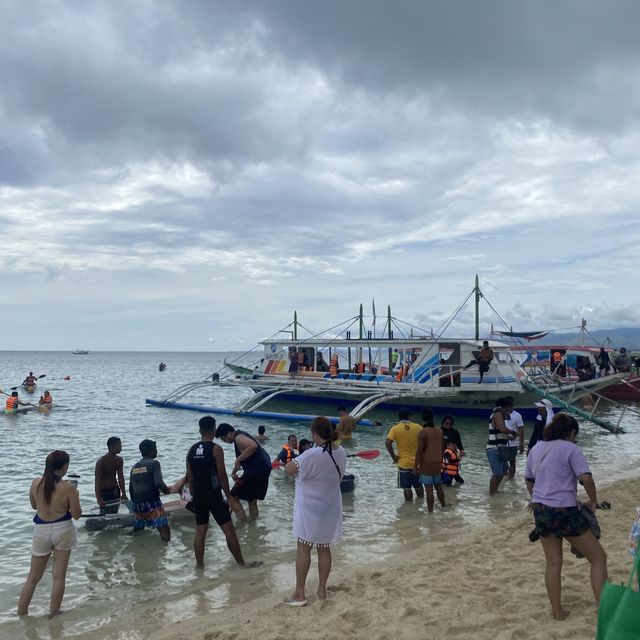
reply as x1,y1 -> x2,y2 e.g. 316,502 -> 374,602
0,1 -> 639,349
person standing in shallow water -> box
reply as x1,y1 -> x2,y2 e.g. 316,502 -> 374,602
284,416 -> 347,606
525,413 -> 607,621
215,423 -> 272,520
95,437 -> 128,514
385,408 -> 424,502
186,416 -> 260,569
414,408 -> 446,512
18,450 -> 82,617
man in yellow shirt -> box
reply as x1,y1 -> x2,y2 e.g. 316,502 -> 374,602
385,408 -> 424,502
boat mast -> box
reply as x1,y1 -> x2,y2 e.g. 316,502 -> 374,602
293,311 -> 298,340
358,303 -> 364,366
388,305 -> 393,371
474,274 -> 480,341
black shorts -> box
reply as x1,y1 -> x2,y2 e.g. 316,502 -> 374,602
100,487 -> 121,515
192,490 -> 232,527
479,361 -> 490,373
230,471 -> 270,502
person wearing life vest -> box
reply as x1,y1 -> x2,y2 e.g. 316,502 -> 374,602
22,372 -> 38,387
275,434 -> 299,466
395,363 -> 410,381
39,391 -> 53,405
329,354 -> 339,378
6,391 -> 27,410
441,442 -> 464,486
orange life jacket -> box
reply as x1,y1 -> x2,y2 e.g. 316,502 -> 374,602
6,396 -> 19,410
281,443 -> 297,463
39,394 -> 52,405
441,449 -> 460,475
553,352 -> 561,363
330,354 -> 339,377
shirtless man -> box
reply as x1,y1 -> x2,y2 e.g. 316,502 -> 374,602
336,407 -> 357,441
95,437 -> 128,514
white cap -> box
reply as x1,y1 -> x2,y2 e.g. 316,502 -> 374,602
534,399 -> 553,409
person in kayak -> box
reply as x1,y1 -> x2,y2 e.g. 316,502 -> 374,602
216,423 -> 272,520
22,372 -> 38,387
39,391 -> 53,406
6,391 -> 28,411
95,437 -> 128,514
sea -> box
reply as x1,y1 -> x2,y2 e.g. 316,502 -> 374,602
1,350 -> 639,640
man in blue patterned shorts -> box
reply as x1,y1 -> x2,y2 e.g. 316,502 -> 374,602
129,439 -> 172,542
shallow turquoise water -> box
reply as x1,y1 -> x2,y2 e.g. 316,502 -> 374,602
0,350 -> 638,639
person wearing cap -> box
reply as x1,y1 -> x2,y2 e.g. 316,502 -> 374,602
528,399 -> 554,453
215,423 -> 272,520
129,439 -> 172,541
504,397 -> 524,479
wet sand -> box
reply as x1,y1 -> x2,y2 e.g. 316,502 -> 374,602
142,476 -> 639,640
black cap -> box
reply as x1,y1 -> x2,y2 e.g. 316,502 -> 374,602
139,439 -> 156,455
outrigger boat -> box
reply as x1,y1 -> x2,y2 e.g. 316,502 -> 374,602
497,324 -> 640,403
147,278 -> 626,432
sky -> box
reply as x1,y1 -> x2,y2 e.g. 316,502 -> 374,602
1,1 -> 639,351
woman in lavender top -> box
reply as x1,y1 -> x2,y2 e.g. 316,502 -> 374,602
525,413 -> 607,621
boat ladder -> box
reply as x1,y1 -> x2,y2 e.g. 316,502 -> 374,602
522,377 -> 626,434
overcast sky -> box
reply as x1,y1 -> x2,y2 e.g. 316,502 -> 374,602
1,1 -> 639,351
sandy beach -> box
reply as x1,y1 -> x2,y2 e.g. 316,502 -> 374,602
143,476 -> 640,640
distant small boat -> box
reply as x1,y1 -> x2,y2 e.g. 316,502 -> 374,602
72,350 -> 89,355
159,362 -> 167,371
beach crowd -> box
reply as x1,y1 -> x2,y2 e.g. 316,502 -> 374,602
16,399 -> 638,627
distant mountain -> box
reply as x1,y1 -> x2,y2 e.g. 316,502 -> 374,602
520,327 -> 640,351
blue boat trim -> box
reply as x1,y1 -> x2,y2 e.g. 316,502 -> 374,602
145,399 -> 375,426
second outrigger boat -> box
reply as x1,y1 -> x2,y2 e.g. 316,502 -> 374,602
147,278 -> 626,431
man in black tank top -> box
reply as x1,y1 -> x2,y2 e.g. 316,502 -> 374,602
186,416 -> 259,569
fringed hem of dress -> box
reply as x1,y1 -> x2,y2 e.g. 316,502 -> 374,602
297,537 -> 336,548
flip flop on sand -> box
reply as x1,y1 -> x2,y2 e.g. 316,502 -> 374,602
284,597 -> 307,607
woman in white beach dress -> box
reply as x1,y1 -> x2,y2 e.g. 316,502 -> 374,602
284,416 -> 347,606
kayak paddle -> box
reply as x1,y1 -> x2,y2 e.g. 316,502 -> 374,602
273,449 -> 380,467
347,449 -> 380,460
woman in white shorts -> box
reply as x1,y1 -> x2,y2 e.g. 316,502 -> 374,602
18,450 -> 82,616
